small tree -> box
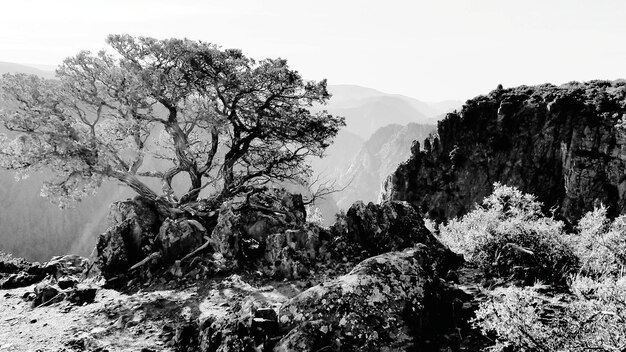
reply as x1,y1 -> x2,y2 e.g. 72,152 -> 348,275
0,35 -> 344,215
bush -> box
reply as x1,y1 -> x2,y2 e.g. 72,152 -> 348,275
566,205 -> 626,278
439,183 -> 578,284
474,276 -> 626,352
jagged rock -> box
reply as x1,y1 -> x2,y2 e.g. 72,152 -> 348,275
95,220 -> 136,279
211,204 -> 242,260
157,219 -> 206,261
32,283 -> 62,307
264,226 -> 327,279
95,198 -> 160,279
58,276 -> 78,289
275,245 -> 464,351
340,201 -> 436,253
175,321 -> 199,350
382,80 -> 626,223
0,261 -> 21,274
332,201 -> 461,271
0,272 -> 42,289
255,308 -> 278,321
251,318 -> 279,344
108,197 -> 160,232
46,255 -> 89,276
66,286 -> 98,305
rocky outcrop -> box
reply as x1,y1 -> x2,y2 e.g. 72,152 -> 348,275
382,80 -> 626,223
332,201 -> 461,270
275,245 -> 468,351
0,254 -> 88,289
95,197 -> 161,279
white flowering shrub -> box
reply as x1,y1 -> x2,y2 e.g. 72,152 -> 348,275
439,183 -> 577,284
475,276 -> 626,352
566,205 -> 626,278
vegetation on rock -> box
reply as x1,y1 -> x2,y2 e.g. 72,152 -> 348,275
443,185 -> 626,352
439,183 -> 578,285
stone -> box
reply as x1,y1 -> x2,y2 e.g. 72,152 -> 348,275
333,201 -> 461,272
211,204 -> 241,259
66,286 -> 98,305
58,276 -> 78,289
0,272 -> 42,289
94,197 -> 161,280
95,220 -> 134,279
250,318 -> 279,342
275,245 -> 464,352
32,283 -> 62,307
254,307 -> 278,321
157,219 -> 206,261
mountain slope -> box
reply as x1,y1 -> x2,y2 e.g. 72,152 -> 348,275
314,123 -> 435,210
382,80 -> 626,223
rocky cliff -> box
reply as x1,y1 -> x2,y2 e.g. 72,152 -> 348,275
382,80 -> 626,223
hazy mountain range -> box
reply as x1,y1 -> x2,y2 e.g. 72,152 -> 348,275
0,62 -> 460,260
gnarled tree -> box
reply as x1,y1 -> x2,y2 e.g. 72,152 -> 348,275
0,35 -> 344,216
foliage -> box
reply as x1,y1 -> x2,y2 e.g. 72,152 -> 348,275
439,183 -> 577,284
474,276 -> 626,352
566,205 -> 626,278
0,35 -> 344,212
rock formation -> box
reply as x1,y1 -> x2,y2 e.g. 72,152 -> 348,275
275,246 -> 466,351
382,80 -> 626,223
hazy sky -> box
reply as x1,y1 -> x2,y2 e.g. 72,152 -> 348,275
1,0 -> 624,101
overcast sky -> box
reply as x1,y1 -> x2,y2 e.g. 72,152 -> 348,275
1,0 -> 624,101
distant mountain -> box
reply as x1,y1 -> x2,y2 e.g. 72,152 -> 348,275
321,85 -> 460,139
0,62 -> 55,78
312,123 -> 435,210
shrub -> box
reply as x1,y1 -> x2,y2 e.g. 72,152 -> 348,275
439,183 -> 578,284
474,276 -> 626,352
566,205 -> 626,278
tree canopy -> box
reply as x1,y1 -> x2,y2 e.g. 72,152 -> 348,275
0,35 -> 344,213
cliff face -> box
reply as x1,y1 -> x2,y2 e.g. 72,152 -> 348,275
382,80 -> 626,223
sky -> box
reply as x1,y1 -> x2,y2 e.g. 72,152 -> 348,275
1,0 -> 624,101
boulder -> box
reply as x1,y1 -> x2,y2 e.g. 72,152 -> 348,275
275,245 -> 463,351
32,283 -> 62,307
210,191 -> 322,275
57,276 -> 78,289
264,227 -> 326,279
94,198 -> 160,279
157,219 -> 207,261
107,196 -> 160,232
66,285 -> 98,305
95,219 -> 136,279
211,204 -> 242,260
0,272 -> 42,289
333,201 -> 461,271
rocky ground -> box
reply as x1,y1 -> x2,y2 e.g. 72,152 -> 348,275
1,191 -> 487,351
0,272 -> 321,352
